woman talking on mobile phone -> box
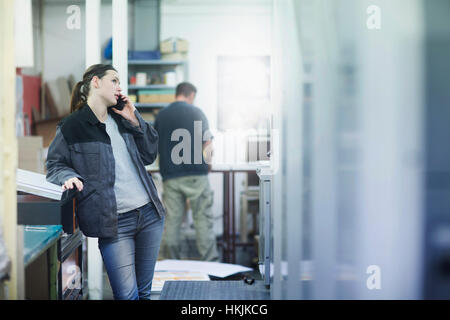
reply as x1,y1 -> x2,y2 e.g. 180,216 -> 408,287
46,64 -> 165,300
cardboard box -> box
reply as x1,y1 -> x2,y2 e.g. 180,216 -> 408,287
45,77 -> 71,118
33,118 -> 61,148
139,94 -> 161,103
139,94 -> 175,103
158,94 -> 176,103
18,136 -> 45,174
138,89 -> 175,104
129,94 -> 137,103
161,52 -> 188,61
160,38 -> 189,54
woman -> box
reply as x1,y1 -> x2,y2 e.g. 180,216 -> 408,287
46,64 -> 165,300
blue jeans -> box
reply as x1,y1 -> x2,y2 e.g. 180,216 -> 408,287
98,202 -> 164,300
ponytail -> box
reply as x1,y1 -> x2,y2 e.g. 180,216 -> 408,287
70,81 -> 87,113
69,64 -> 118,113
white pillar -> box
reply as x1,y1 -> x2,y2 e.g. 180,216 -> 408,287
354,0 -> 424,299
0,0 -> 23,300
86,0 -> 101,67
14,0 -> 34,68
85,0 -> 103,300
112,0 -> 128,95
271,0 -> 304,300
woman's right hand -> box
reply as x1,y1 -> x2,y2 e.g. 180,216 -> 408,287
62,177 -> 84,192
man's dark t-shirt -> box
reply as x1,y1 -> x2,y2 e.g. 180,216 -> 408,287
154,101 -> 211,181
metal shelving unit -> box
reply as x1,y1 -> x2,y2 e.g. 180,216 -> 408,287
128,60 -> 186,65
123,59 -> 187,110
135,102 -> 170,108
129,84 -> 176,90
105,59 -> 186,66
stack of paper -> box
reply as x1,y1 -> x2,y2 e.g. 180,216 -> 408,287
16,168 -> 62,200
155,259 -> 253,278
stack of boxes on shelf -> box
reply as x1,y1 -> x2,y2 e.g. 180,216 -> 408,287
138,89 -> 177,104
160,37 -> 189,61
126,38 -> 189,124
18,136 -> 45,174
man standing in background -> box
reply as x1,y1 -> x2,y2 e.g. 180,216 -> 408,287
154,82 -> 219,262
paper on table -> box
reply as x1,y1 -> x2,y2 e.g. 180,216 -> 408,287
155,259 -> 253,278
16,168 -> 62,200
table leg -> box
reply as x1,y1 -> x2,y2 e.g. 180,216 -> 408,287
47,242 -> 58,300
231,171 -> 236,264
223,172 -> 230,262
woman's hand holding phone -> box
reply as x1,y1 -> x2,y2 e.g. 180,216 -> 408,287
111,94 -> 139,127
62,177 -> 84,192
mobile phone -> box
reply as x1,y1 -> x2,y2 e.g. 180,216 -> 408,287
113,95 -> 126,110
